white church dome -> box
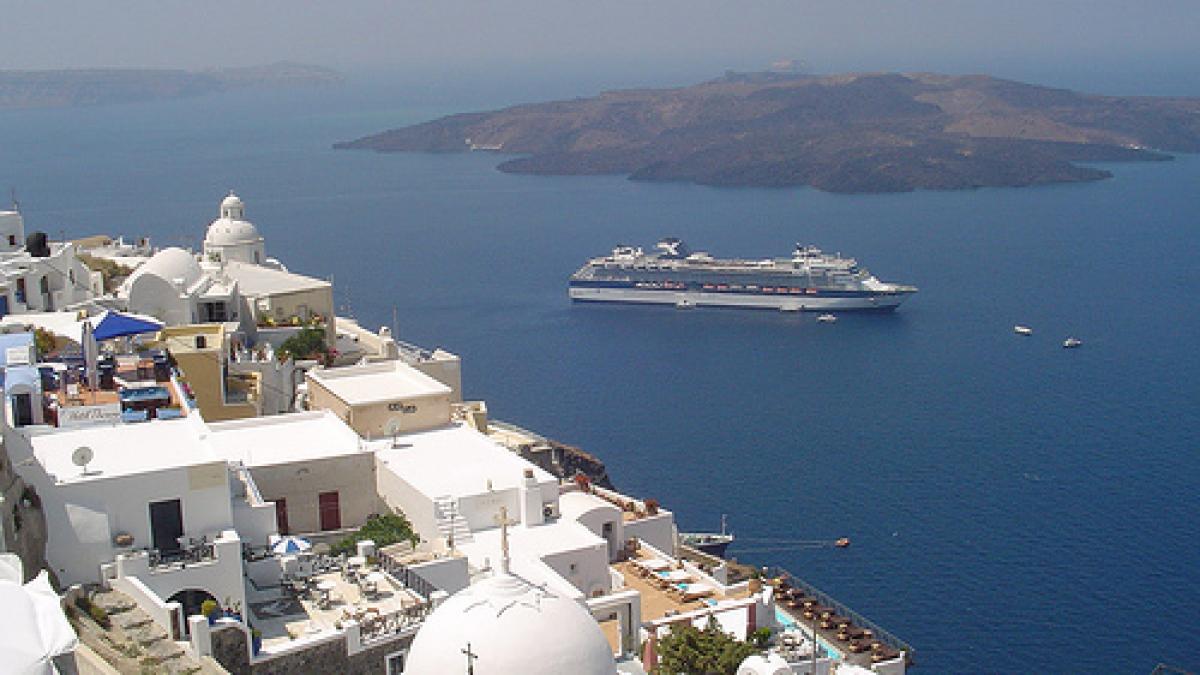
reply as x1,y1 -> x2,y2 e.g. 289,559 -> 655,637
127,247 -> 202,288
205,218 -> 262,247
405,569 -> 616,675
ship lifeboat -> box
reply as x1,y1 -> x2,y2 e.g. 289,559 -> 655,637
835,537 -> 851,548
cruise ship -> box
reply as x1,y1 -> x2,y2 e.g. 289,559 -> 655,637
569,238 -> 917,311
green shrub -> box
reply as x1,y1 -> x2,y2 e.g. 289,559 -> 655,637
331,512 -> 419,556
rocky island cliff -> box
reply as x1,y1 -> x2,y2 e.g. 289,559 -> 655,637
336,71 -> 1200,193
0,62 -> 341,110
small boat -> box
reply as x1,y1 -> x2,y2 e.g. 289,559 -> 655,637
675,298 -> 696,309
1014,325 -> 1033,336
679,515 -> 734,558
835,537 -> 851,548
1063,337 -> 1082,349
817,313 -> 837,323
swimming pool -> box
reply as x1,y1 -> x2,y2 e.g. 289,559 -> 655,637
775,607 -> 841,659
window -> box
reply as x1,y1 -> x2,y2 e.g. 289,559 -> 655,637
318,491 -> 341,531
6,235 -> 14,246
385,650 -> 407,674
15,278 -> 26,304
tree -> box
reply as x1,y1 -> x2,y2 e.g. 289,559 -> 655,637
653,616 -> 761,675
331,513 -> 419,556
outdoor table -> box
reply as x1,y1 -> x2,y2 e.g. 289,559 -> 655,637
316,580 -> 337,607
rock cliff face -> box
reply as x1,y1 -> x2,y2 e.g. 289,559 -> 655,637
0,62 -> 341,110
516,439 -> 615,491
336,71 -> 1200,193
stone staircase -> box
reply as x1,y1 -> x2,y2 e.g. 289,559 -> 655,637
78,587 -> 210,674
434,495 -> 473,547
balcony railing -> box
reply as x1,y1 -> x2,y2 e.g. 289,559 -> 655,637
148,539 -> 217,569
359,602 -> 431,644
763,565 -> 916,665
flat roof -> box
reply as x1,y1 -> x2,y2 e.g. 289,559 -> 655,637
221,261 -> 330,297
31,416 -> 219,482
308,361 -> 450,406
461,520 -> 606,595
374,423 -> 556,499
207,410 -> 367,467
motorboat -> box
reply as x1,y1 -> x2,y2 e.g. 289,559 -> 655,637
1014,325 -> 1033,336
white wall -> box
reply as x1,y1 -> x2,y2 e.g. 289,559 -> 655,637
125,274 -> 195,326
408,556 -> 469,596
623,512 -> 675,557
375,458 -> 438,548
541,538 -> 611,598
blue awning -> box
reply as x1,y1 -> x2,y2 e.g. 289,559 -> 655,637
92,312 -> 163,342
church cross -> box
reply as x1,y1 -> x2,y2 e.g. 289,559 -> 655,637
462,642 -> 479,674
493,506 -> 518,574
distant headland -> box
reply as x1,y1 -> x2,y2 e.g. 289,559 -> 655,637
0,62 -> 341,110
335,71 -> 1200,193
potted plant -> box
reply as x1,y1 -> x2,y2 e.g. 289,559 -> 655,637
573,473 -> 592,493
251,627 -> 263,656
201,599 -> 219,625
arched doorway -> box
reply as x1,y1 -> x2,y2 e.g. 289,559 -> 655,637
167,588 -> 217,620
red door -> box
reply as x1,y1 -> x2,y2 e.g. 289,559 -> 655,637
275,498 -> 289,535
318,491 -> 341,531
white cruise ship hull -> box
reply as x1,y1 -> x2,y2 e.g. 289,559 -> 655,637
568,286 -> 911,311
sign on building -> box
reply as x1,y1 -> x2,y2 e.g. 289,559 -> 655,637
58,403 -> 122,429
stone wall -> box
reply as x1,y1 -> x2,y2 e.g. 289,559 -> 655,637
210,624 -> 415,675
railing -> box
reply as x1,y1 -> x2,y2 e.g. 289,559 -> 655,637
764,565 -> 916,665
395,340 -> 434,362
359,602 -> 431,644
487,419 -> 550,445
148,540 -> 216,569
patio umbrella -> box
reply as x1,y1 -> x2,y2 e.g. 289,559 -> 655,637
91,311 -> 162,342
271,536 -> 313,555
80,320 -> 98,391
0,565 -> 78,675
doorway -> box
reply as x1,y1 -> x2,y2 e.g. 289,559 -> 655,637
149,499 -> 184,552
318,491 -> 340,531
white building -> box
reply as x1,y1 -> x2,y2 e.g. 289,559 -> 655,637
0,210 -> 102,317
117,193 -> 335,346
405,536 -> 618,675
307,360 -> 453,438
120,247 -> 244,329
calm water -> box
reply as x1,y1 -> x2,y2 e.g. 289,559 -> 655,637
2,78 -> 1198,673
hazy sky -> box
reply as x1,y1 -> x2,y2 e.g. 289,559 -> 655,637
4,1 -> 1199,90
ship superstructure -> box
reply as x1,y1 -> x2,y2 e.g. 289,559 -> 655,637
569,238 -> 917,311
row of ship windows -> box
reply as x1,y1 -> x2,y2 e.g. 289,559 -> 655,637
632,281 -> 830,294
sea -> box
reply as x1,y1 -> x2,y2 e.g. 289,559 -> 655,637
2,70 -> 1197,673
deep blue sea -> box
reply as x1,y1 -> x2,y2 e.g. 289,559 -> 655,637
2,74 -> 1197,673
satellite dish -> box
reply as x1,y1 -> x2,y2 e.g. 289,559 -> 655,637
71,446 -> 95,475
